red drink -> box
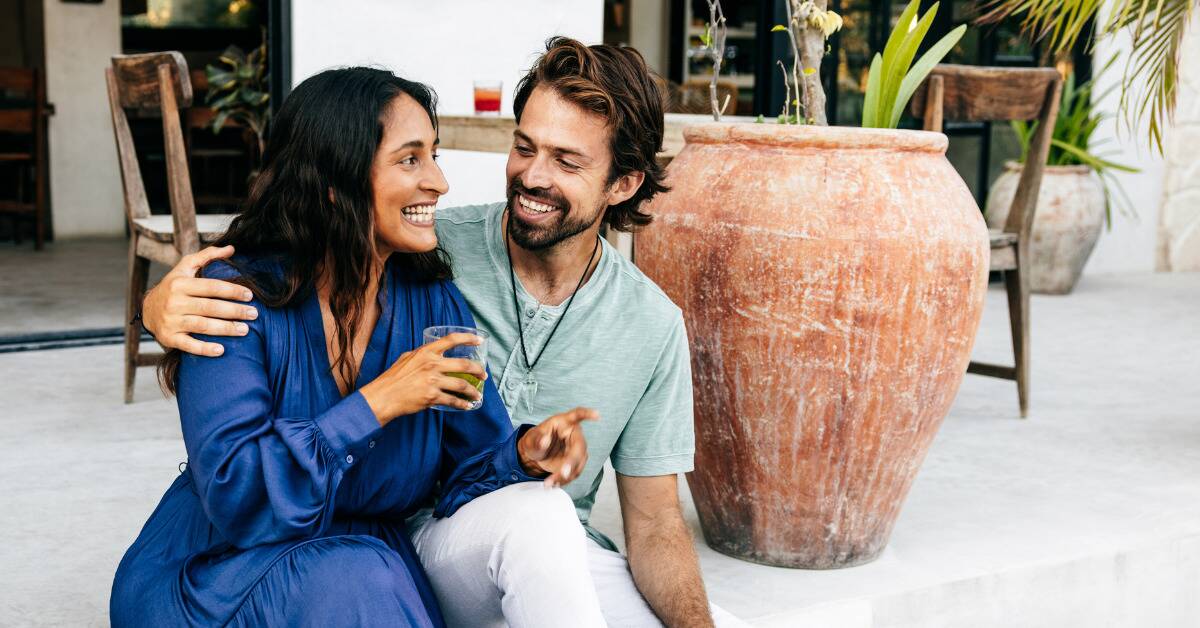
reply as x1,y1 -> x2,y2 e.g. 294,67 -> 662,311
473,81 -> 502,115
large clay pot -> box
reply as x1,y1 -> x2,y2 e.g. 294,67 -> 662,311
985,161 -> 1105,294
638,124 -> 989,569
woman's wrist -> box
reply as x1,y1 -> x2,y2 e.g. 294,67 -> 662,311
358,382 -> 392,427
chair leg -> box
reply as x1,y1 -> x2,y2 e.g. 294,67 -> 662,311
1004,266 -> 1031,418
34,159 -> 46,251
125,237 -> 150,403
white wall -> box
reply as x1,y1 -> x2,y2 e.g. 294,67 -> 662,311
290,0 -> 603,207
1157,13 -> 1200,271
43,0 -> 124,238
291,0 -> 603,115
1082,28 -> 1168,275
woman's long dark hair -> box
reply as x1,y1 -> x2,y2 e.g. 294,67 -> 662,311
160,67 -> 451,395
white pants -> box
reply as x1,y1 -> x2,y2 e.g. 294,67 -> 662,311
411,483 -> 606,627
410,483 -> 748,627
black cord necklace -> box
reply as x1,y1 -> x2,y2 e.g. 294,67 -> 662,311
505,223 -> 602,373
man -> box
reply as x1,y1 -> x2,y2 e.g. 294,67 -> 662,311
141,38 -> 733,627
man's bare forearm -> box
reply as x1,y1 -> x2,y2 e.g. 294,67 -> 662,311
626,512 -> 714,627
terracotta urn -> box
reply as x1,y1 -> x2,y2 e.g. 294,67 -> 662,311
985,161 -> 1105,294
638,123 -> 989,569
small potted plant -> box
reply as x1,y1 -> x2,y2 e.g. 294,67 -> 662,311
985,64 -> 1139,294
639,0 -> 989,569
204,35 -> 270,173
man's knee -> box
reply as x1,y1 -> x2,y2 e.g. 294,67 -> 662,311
493,483 -> 584,551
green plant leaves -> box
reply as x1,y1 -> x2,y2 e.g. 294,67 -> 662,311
862,53 -> 883,127
1051,139 -> 1139,173
889,24 -> 967,128
211,109 -> 231,133
1006,65 -> 1141,226
218,45 -> 246,67
861,0 -> 966,129
202,37 -> 270,156
205,67 -> 236,90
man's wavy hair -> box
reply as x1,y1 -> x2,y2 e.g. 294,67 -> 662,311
512,37 -> 668,232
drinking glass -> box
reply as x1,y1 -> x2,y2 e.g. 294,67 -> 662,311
422,325 -> 489,412
473,80 -> 502,115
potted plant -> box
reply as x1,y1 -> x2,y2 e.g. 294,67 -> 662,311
985,66 -> 1139,294
204,35 -> 270,172
638,0 -> 990,569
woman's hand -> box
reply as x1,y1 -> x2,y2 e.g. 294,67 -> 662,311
358,333 -> 489,425
517,408 -> 599,488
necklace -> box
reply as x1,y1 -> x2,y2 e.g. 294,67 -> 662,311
505,225 -> 602,373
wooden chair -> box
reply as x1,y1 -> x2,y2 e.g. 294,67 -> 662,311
0,67 -> 50,249
671,79 -> 738,116
911,64 -> 1062,418
105,52 -> 236,403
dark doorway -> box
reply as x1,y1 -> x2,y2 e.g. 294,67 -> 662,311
120,0 -> 287,216
0,0 -> 49,245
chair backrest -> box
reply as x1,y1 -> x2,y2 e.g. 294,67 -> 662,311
0,68 -> 46,135
910,64 -> 1062,241
105,51 -> 200,255
669,79 -> 739,116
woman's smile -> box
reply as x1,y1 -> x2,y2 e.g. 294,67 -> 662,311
400,202 -> 438,227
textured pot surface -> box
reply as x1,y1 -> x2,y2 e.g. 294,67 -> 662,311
985,162 -> 1106,294
638,123 -> 989,568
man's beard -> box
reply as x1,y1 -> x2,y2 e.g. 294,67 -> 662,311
506,178 -> 604,251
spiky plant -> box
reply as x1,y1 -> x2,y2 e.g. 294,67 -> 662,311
1011,59 -> 1140,226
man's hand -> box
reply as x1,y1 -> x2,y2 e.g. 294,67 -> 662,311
141,245 -> 258,357
618,473 -> 714,628
517,408 -> 598,488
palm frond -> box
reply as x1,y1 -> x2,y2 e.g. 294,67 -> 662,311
978,0 -> 1193,155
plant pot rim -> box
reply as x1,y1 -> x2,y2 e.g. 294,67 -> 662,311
683,122 -> 948,154
1002,159 -> 1093,175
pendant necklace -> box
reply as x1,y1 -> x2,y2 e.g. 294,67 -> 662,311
505,226 -> 601,372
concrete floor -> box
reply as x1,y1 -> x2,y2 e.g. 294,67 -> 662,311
0,238 -> 164,337
1,271 -> 1198,626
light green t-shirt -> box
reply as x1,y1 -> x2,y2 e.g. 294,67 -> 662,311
435,202 -> 695,549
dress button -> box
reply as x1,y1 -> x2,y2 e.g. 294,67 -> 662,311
345,454 -> 354,464
368,440 -> 376,449
510,472 -> 519,481
506,379 -> 519,390
525,307 -> 536,318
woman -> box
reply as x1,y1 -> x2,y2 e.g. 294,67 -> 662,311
110,68 -> 600,627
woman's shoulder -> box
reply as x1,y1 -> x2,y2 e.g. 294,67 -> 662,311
200,254 -> 284,282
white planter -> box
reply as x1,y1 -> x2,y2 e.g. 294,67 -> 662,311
985,161 -> 1106,294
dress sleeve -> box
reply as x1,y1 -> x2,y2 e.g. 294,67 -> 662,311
176,271 -> 381,549
430,282 -> 542,518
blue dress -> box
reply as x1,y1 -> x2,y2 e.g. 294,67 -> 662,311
110,257 -> 538,627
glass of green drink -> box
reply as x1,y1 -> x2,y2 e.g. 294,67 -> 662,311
422,325 -> 489,412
